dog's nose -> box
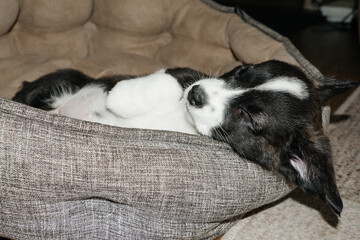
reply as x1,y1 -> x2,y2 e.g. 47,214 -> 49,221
187,85 -> 207,107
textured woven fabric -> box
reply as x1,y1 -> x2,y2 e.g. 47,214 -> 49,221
0,98 -> 292,239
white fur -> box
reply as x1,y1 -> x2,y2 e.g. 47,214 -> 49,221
49,71 -> 308,137
114,98 -> 196,134
255,77 -> 309,99
290,155 -> 308,180
184,76 -> 308,135
184,79 -> 244,135
50,70 -> 197,134
50,85 -> 113,124
106,69 -> 184,118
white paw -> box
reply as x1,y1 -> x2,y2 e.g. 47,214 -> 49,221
106,69 -> 184,119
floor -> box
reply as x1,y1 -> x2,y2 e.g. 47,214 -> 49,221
240,5 -> 360,113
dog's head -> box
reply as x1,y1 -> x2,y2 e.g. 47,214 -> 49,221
184,60 -> 359,216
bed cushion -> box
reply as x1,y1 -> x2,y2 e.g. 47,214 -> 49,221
0,98 -> 293,239
0,0 -> 326,239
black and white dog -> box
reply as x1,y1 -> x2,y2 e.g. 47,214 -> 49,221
13,60 -> 359,216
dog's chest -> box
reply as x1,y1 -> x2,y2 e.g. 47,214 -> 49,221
52,74 -> 198,134
116,99 -> 196,134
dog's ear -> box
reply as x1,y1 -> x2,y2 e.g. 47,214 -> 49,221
220,64 -> 251,79
279,132 -> 343,216
165,68 -> 208,89
316,78 -> 359,105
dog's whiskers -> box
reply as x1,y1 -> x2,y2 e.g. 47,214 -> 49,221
215,126 -> 230,144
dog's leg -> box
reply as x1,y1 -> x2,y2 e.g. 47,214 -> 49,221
12,69 -> 93,110
106,69 -> 184,118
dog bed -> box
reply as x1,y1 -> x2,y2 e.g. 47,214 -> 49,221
0,0 -> 328,239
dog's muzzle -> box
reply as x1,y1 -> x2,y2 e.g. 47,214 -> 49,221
187,85 -> 207,108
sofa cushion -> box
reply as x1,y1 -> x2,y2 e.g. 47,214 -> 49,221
0,0 -> 19,35
18,0 -> 93,32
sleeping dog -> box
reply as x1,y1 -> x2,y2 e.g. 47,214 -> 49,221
13,60 -> 359,216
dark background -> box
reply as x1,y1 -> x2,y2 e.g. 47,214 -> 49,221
215,0 -> 360,112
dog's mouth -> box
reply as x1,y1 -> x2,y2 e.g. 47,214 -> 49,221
184,94 -> 206,136
183,79 -> 229,136
184,100 -> 195,124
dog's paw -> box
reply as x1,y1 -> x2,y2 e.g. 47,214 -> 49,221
106,69 -> 183,118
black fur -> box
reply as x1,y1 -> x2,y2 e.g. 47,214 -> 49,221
12,68 -> 201,110
13,69 -> 133,110
13,61 -> 359,216
316,77 -> 360,104
165,68 -> 208,89
210,61 -> 358,216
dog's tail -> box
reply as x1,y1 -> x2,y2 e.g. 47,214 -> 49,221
12,69 -> 93,110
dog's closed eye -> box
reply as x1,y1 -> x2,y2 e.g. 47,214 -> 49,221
236,106 -> 267,134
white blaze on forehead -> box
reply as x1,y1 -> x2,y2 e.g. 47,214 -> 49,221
185,76 -> 309,136
255,77 -> 309,99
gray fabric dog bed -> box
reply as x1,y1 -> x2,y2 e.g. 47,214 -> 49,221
0,0 -> 329,239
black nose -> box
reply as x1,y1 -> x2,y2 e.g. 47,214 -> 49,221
187,85 -> 207,107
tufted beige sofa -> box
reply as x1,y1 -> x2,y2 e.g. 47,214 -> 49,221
0,0 -> 324,98
0,0 -> 327,239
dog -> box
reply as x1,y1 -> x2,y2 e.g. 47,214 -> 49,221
13,60 -> 359,216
